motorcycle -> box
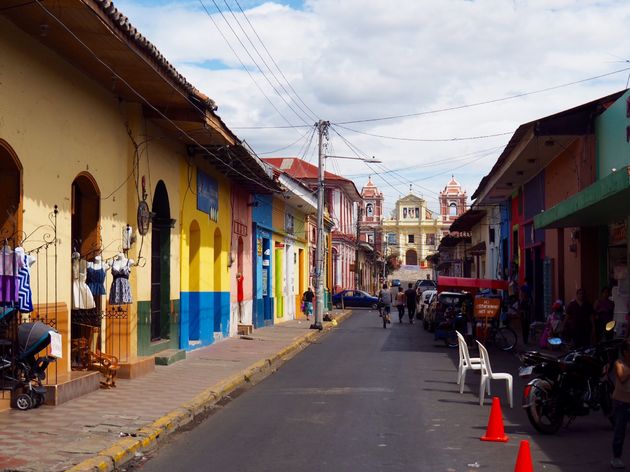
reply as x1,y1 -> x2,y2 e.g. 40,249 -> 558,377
519,321 -> 621,434
434,305 -> 467,348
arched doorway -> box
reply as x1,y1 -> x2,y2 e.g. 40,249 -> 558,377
405,249 -> 418,266
70,173 -> 100,356
71,173 -> 100,255
188,220 -> 201,341
0,140 -> 22,239
151,181 -> 171,341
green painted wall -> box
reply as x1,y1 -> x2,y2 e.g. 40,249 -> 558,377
596,90 -> 630,180
137,299 -> 180,356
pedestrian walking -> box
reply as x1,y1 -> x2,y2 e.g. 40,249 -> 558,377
404,283 -> 416,324
396,287 -> 405,323
611,339 -> 630,469
564,288 -> 594,348
594,287 -> 615,342
302,287 -> 314,322
378,283 -> 392,324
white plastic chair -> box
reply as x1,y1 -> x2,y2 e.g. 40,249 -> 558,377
476,340 -> 513,408
456,331 -> 481,394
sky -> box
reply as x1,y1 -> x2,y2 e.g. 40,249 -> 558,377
116,0 -> 630,214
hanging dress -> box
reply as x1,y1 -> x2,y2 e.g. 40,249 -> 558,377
0,248 -> 22,305
109,263 -> 132,305
72,258 -> 95,310
86,265 -> 107,297
15,248 -> 33,313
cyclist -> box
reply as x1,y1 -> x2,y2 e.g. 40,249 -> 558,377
378,283 -> 392,326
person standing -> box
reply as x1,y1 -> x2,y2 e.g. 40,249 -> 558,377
564,288 -> 594,348
302,287 -> 314,322
611,340 -> 630,469
404,283 -> 417,324
396,287 -> 405,323
594,286 -> 615,342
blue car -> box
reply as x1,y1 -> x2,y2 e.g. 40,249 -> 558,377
332,290 -> 379,309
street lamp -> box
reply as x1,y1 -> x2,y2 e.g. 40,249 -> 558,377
311,120 -> 382,330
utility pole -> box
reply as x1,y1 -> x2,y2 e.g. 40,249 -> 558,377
354,207 -> 362,291
311,120 -> 329,330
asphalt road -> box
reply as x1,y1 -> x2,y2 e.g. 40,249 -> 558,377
137,310 -> 623,472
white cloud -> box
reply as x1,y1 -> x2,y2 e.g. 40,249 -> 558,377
117,0 -> 630,212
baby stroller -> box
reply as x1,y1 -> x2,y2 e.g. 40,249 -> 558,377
1,320 -> 57,410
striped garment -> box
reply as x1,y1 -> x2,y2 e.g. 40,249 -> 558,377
17,254 -> 33,313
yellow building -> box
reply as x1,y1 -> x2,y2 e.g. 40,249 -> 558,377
0,1 -> 276,409
382,194 -> 441,270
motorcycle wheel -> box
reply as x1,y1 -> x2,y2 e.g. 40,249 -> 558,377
444,331 -> 458,348
525,379 -> 564,434
494,327 -> 517,351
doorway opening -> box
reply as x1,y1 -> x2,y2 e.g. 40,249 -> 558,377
188,220 -> 201,341
0,140 -> 22,239
151,181 -> 171,342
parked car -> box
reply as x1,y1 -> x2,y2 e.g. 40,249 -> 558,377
423,291 -> 472,332
418,289 -> 437,320
415,279 -> 437,294
332,290 -> 379,309
390,279 -> 401,287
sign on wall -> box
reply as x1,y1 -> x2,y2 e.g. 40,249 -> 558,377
197,170 -> 219,221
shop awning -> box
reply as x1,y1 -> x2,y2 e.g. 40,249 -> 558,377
534,167 -> 630,229
467,241 -> 487,256
437,276 -> 508,291
450,209 -> 486,232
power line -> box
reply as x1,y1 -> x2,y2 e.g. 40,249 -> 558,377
37,1 -> 280,194
257,125 -> 316,155
333,124 -> 512,142
197,0 -> 305,131
344,145 -> 505,178
202,0 -> 312,126
335,67 -> 630,125
232,0 -> 320,121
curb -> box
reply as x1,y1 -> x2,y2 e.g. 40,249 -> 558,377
65,310 -> 352,472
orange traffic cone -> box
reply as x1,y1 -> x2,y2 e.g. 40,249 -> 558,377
480,396 -> 509,442
514,440 -> 534,472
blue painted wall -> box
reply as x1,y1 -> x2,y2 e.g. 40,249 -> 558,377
180,291 -> 216,349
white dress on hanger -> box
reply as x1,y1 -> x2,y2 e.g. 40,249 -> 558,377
72,258 -> 95,310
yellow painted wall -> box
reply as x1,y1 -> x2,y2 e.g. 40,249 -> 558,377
0,16 -> 182,371
179,163 -> 231,294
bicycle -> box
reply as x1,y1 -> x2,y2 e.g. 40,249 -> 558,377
484,316 -> 517,351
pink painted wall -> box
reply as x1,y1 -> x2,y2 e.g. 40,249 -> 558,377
230,188 -> 253,303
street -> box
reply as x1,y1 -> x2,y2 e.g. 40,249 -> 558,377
136,310 -> 621,472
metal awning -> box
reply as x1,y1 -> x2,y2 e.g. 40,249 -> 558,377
534,166 -> 630,229
450,209 -> 486,232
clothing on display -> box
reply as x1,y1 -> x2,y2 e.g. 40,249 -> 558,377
0,247 -> 24,304
86,266 -> 107,297
15,247 -> 33,313
72,257 -> 96,310
109,262 -> 132,305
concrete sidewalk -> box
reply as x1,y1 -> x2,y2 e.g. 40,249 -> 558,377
0,311 -> 351,472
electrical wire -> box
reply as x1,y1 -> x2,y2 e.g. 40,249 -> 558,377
333,124 -> 512,142
232,0 -> 320,121
202,0 -> 312,126
336,67 -> 630,125
36,1 -> 281,195
257,125 -> 316,155
196,1 -> 305,131
226,0 -> 319,123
